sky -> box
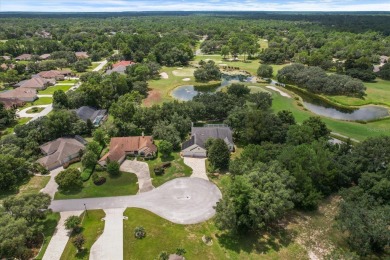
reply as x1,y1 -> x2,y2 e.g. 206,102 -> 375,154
1,0 -> 390,12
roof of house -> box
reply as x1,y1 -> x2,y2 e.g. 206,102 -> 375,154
1,56 -> 11,60
106,65 -> 127,75
15,54 -> 32,60
0,87 -> 37,100
182,125 -> 234,150
15,76 -> 52,89
37,137 -> 86,168
0,98 -> 25,109
39,54 -> 51,59
76,106 -> 107,123
75,52 -> 89,58
37,70 -> 63,78
99,136 -> 157,162
112,60 -> 135,68
169,254 -> 185,260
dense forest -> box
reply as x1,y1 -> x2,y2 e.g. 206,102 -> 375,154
0,12 -> 389,259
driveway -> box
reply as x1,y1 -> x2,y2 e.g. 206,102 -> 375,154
17,104 -> 50,118
120,159 -> 154,193
41,167 -> 64,198
90,208 -> 125,260
184,157 -> 208,180
50,177 -> 222,225
42,211 -> 83,260
93,60 -> 107,72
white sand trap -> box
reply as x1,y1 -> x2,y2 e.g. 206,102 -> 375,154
219,64 -> 228,66
172,68 -> 195,77
266,86 -> 291,98
177,67 -> 183,70
160,72 -> 169,79
182,78 -> 191,81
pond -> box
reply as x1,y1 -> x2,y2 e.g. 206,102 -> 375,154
171,74 -> 254,101
287,86 -> 390,121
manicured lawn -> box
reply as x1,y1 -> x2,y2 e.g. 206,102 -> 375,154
325,78 -> 390,107
87,62 -> 100,72
32,97 -> 53,106
26,107 -> 45,114
60,210 -> 105,260
35,212 -> 61,260
61,79 -> 78,84
39,85 -> 72,95
123,208 -> 308,259
144,151 -> 192,187
54,170 -> 138,200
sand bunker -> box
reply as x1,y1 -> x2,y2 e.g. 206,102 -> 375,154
160,72 -> 169,79
182,78 -> 191,81
265,86 -> 291,98
172,68 -> 195,77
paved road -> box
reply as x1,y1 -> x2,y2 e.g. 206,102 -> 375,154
42,211 -> 83,260
50,177 -> 222,224
120,159 -> 154,193
184,157 -> 208,180
90,208 -> 125,260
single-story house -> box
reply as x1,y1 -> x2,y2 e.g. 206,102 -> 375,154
0,97 -> 26,109
14,76 -> 54,90
37,70 -> 65,81
1,56 -> 11,61
75,106 -> 107,126
0,87 -> 37,102
182,124 -> 234,158
75,52 -> 89,59
98,136 -> 157,166
15,54 -> 32,61
39,54 -> 51,60
37,136 -> 87,170
106,60 -> 135,75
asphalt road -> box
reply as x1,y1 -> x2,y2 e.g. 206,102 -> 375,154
50,177 -> 222,224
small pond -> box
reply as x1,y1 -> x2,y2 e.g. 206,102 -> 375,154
288,87 -> 390,121
171,74 -> 254,101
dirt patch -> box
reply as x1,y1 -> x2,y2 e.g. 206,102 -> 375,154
143,89 -> 162,107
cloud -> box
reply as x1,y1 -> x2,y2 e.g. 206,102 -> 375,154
1,0 -> 390,12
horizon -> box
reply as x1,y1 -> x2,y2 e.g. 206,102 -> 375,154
1,0 -> 390,12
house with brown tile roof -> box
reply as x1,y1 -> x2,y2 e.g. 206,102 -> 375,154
112,60 -> 135,68
98,136 -> 157,166
39,54 -> 51,60
37,70 -> 65,80
14,76 -> 54,90
37,136 -> 87,170
0,87 -> 37,102
15,54 -> 32,61
106,60 -> 135,75
75,52 -> 89,59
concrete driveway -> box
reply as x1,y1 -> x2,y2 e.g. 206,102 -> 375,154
17,104 -> 50,118
90,208 -> 125,260
184,157 -> 208,180
42,211 -> 83,260
40,167 -> 64,199
120,160 -> 154,193
50,177 -> 222,225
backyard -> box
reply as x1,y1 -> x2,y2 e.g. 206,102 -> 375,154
39,84 -> 73,95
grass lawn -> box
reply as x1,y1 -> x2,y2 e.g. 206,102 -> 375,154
325,78 -> 390,107
123,208 -> 308,260
39,85 -> 72,95
60,210 -> 105,260
87,62 -> 100,72
1,117 -> 31,136
61,79 -> 78,84
0,175 -> 50,203
28,97 -> 53,106
35,212 -> 61,260
54,170 -> 138,200
144,151 -> 192,187
26,107 -> 45,114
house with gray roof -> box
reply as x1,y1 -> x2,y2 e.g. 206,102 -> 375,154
181,124 -> 234,158
76,106 -> 107,126
37,136 -> 87,170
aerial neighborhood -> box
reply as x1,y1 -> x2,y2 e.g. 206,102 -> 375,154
0,7 -> 390,260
